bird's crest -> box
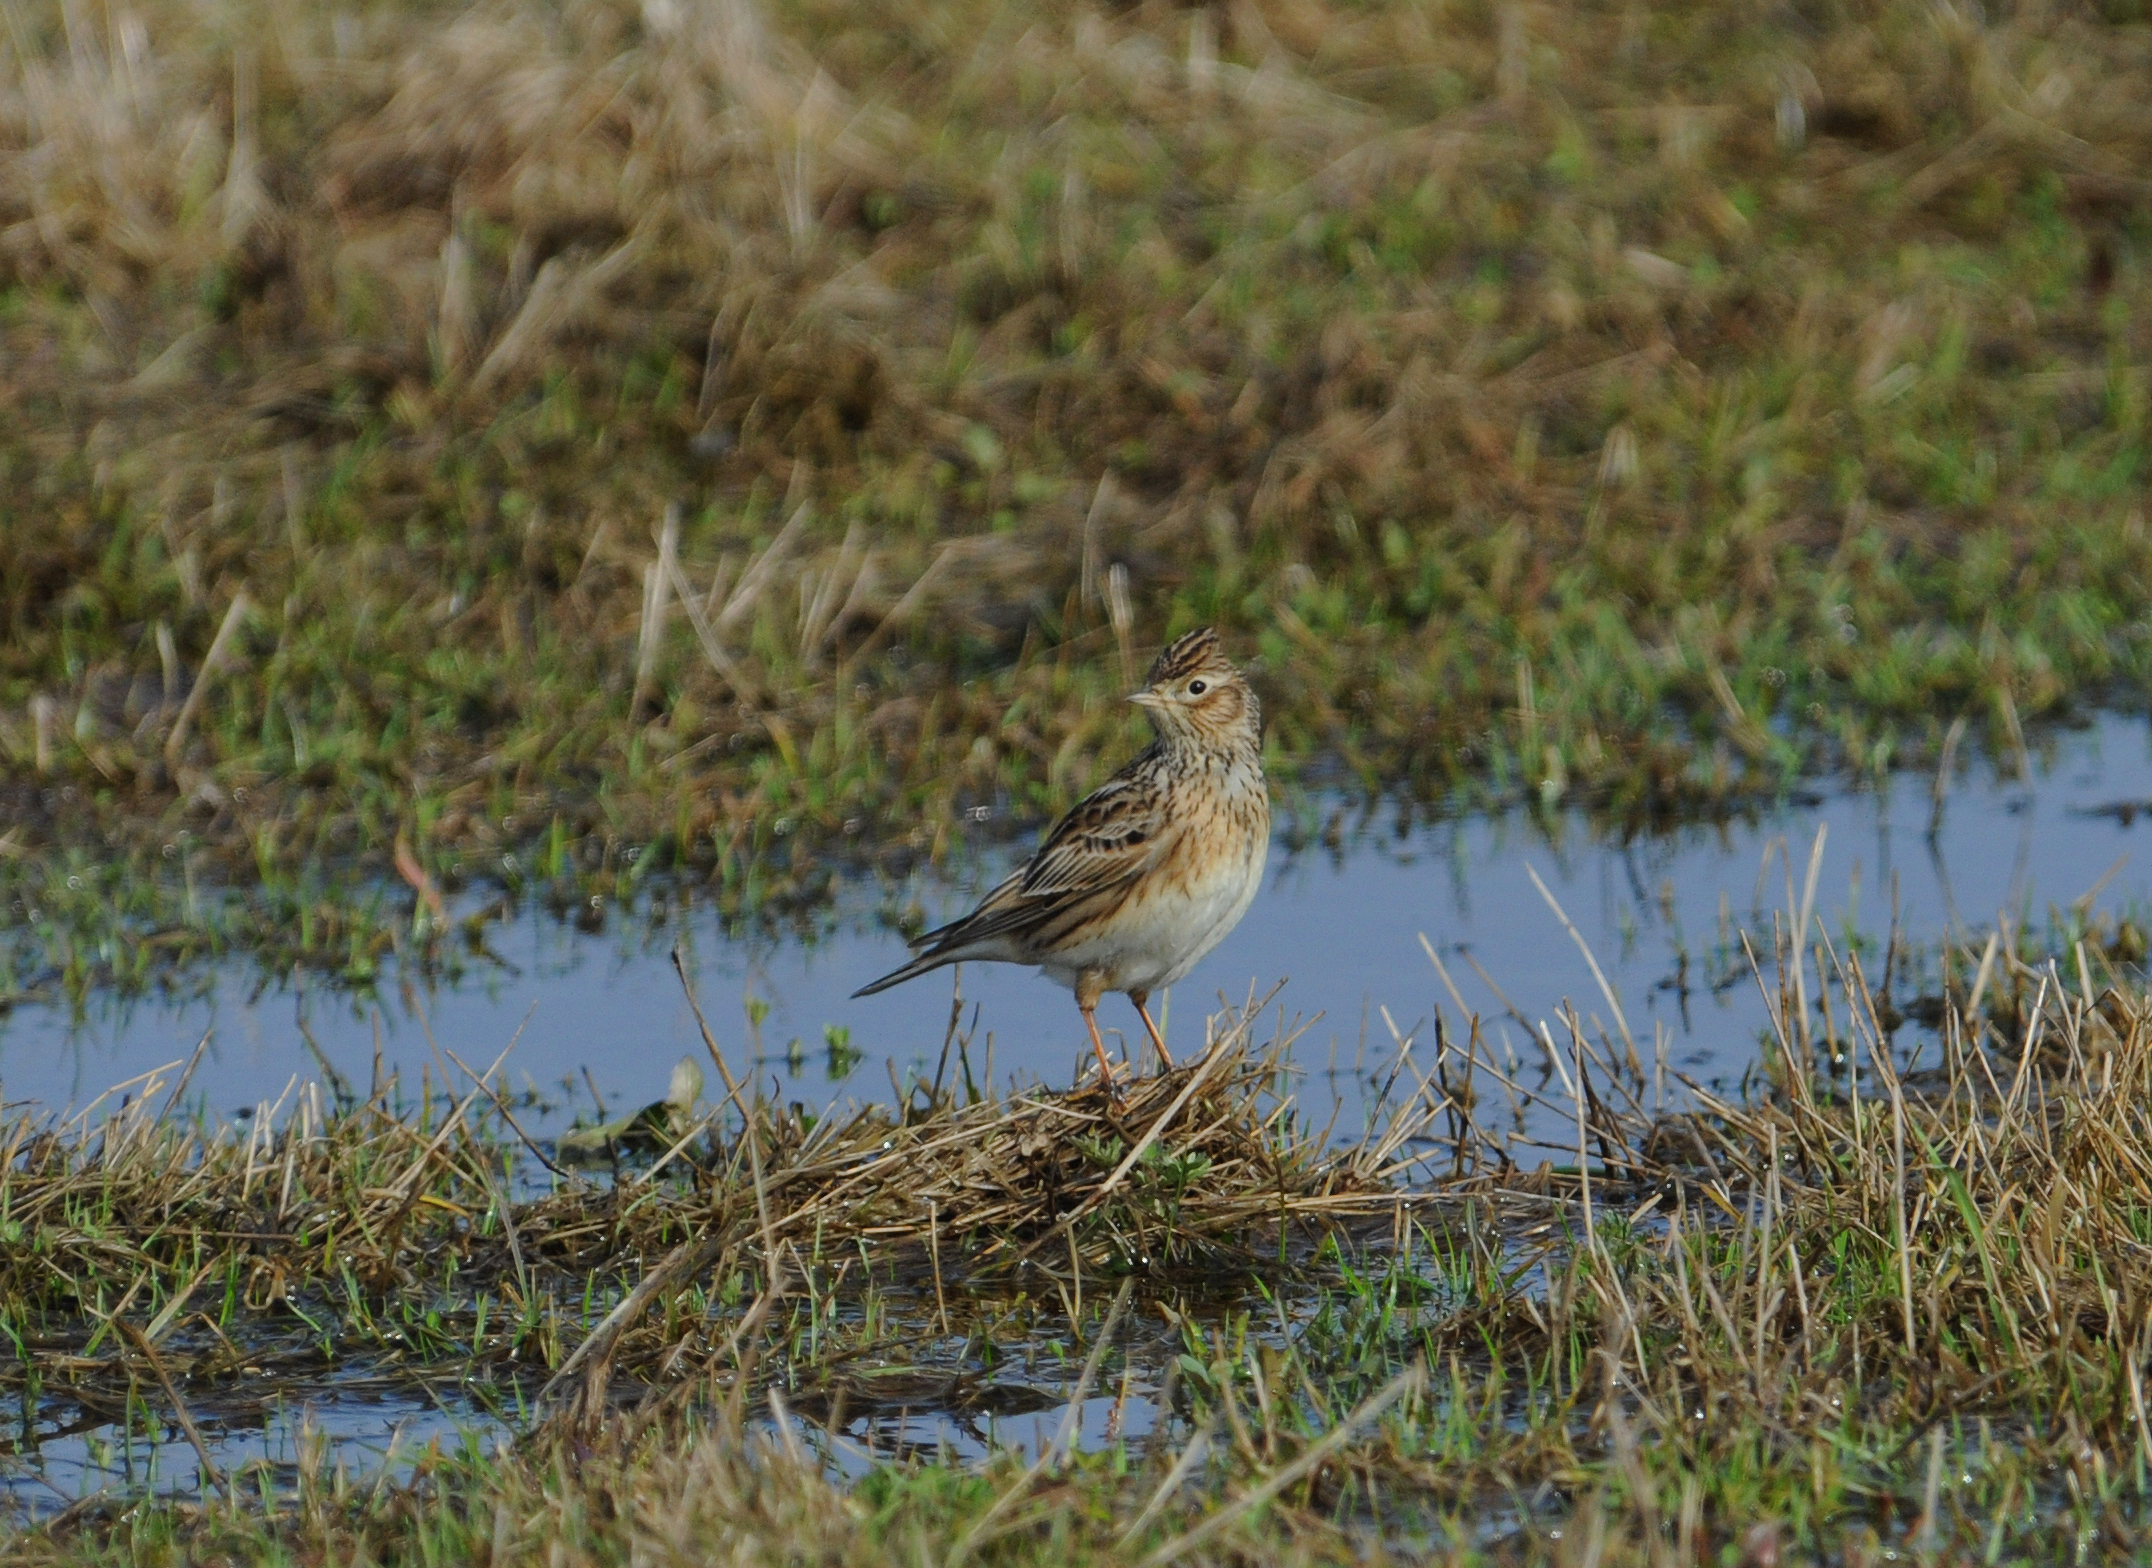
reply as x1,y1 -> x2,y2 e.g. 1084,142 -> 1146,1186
1146,627 -> 1235,686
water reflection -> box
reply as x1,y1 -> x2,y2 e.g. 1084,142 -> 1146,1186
0,1386 -> 481,1516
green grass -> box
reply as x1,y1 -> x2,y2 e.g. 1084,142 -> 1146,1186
3,0 -> 2151,910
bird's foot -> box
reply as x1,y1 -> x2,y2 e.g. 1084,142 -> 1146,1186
1084,1056 -> 1132,1108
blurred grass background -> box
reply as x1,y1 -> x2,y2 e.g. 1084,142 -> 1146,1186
1,0 -> 2150,883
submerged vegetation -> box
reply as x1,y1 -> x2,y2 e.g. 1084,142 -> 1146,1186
0,927 -> 2147,1557
1,0 -> 2151,900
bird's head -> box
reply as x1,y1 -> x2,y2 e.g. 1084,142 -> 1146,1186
1128,627 -> 1257,745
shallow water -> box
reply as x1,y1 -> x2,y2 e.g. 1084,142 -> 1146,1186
7,715 -> 2152,1137
0,1380 -> 482,1515
8,712 -> 2152,1504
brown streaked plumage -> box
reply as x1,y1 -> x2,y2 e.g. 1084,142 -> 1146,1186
854,627 -> 1270,1092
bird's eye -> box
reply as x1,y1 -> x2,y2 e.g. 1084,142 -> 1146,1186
1187,680 -> 1207,696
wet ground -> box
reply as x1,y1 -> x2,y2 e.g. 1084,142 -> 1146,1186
7,713 -> 2152,1509
0,1376 -> 488,1516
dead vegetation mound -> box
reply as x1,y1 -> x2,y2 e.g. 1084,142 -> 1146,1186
0,990 -> 1441,1436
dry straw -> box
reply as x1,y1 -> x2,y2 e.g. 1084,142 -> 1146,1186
9,901 -> 2152,1557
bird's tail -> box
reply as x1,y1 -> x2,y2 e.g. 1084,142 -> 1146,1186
849,949 -> 954,999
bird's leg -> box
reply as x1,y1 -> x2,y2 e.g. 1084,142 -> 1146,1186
1077,971 -> 1122,1099
1082,1004 -> 1113,1081
1129,989 -> 1172,1069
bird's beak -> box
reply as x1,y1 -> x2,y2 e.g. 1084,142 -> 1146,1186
1128,689 -> 1165,710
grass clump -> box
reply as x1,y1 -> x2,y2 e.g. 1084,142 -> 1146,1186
0,988 -> 1438,1508
1,0 -> 2151,900
15,927 -> 2152,1555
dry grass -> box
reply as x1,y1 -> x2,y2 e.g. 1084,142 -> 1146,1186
13,917 -> 2152,1556
0,984 -> 1439,1457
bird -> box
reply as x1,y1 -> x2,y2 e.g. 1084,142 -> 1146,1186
853,627 -> 1270,1094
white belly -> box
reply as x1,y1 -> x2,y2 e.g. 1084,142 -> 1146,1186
1039,828 -> 1268,996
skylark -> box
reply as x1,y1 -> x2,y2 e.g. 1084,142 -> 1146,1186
854,627 -> 1270,1091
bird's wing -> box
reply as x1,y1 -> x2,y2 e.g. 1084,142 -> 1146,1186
908,756 -> 1170,956
1018,762 -> 1171,897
